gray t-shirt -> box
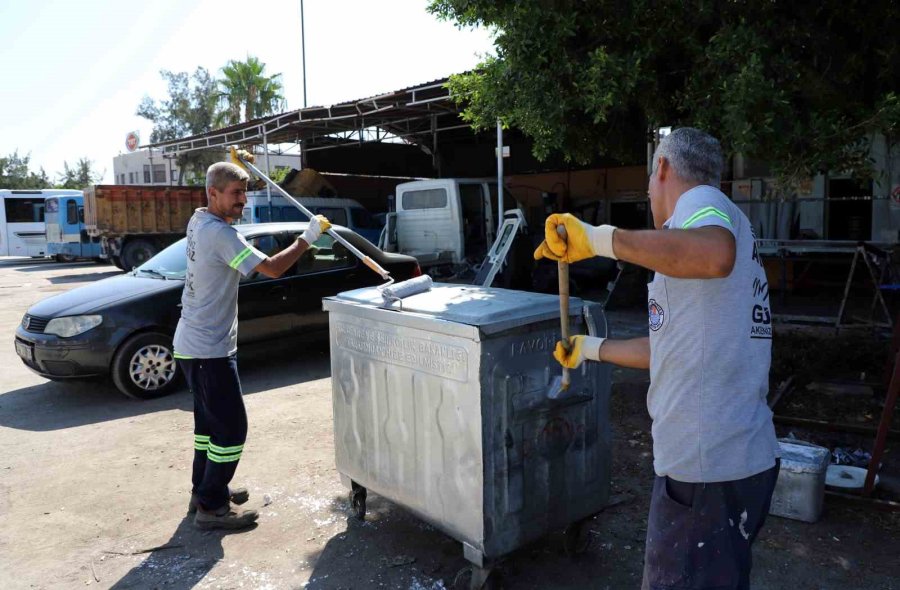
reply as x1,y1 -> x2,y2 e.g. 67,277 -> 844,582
646,185 -> 779,483
173,208 -> 266,359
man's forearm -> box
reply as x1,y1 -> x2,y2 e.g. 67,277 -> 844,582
258,239 -> 309,278
598,337 -> 650,369
612,226 -> 735,279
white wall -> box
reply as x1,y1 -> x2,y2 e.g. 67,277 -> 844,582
111,149 -> 303,186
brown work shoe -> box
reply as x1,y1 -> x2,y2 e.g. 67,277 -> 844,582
188,487 -> 249,514
194,504 -> 259,530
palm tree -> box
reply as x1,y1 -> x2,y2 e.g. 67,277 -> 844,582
216,56 -> 285,127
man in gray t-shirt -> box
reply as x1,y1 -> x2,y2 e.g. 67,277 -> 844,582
174,158 -> 330,530
536,128 -> 779,589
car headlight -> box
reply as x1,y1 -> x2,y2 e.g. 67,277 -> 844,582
44,315 -> 103,338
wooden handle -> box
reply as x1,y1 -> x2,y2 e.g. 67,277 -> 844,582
558,224 -> 571,387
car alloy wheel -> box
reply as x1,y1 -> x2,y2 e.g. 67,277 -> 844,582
128,344 -> 176,391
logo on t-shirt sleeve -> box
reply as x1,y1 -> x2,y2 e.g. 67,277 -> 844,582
648,299 -> 665,331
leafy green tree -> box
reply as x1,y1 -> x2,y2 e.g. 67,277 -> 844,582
137,67 -> 221,183
0,150 -> 50,189
429,0 -> 900,187
217,56 -> 285,126
57,158 -> 102,189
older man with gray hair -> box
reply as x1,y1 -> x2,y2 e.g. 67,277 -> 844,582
536,127 -> 780,589
173,159 -> 330,530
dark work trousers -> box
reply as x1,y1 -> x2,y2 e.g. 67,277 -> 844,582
641,459 -> 781,590
177,355 -> 248,511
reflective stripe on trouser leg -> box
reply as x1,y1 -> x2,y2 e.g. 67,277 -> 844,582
207,442 -> 243,463
194,434 -> 210,451
192,355 -> 247,511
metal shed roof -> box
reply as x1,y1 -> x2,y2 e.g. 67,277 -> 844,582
144,77 -> 471,156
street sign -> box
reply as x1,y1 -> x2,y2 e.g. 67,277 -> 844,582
125,131 -> 139,152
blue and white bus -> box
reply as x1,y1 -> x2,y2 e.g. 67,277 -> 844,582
45,194 -> 102,262
0,189 -> 82,257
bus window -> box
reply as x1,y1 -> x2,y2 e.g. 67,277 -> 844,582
350,207 -> 378,229
282,207 -> 303,222
4,198 -> 43,222
67,200 -> 78,225
316,207 -> 348,226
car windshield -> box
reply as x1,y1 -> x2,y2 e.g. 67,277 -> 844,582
136,238 -> 187,279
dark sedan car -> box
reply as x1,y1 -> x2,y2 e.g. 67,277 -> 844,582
15,222 -> 420,399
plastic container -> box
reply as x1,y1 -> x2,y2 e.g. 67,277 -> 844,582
769,439 -> 831,522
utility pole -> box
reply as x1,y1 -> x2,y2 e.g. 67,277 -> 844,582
300,0 -> 308,169
301,0 -> 307,108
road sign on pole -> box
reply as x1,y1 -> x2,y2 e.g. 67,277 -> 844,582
125,131 -> 139,152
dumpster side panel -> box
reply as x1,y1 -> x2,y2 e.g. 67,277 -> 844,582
329,313 -> 485,545
481,315 -> 612,559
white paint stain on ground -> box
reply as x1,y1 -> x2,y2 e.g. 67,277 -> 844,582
408,576 -> 447,590
738,510 -> 750,540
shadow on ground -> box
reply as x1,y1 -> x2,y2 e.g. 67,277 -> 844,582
107,515 -> 257,589
0,336 -> 331,432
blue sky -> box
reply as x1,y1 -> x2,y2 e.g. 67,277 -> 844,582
0,0 -> 494,183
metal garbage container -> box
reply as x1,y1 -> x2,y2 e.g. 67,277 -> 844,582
323,283 -> 612,585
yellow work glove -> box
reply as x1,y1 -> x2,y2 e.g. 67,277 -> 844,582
229,146 -> 256,171
533,213 -> 618,263
299,215 -> 331,245
553,335 -> 606,369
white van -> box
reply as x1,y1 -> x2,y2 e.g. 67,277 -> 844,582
384,179 -> 516,268
0,189 -> 82,257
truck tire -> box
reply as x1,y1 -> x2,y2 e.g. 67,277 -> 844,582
121,239 -> 158,270
109,255 -> 126,271
111,332 -> 180,400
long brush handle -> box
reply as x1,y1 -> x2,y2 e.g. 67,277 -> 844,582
238,157 -> 392,280
557,225 -> 571,388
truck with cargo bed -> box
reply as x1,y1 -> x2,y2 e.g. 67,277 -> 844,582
84,185 -> 206,270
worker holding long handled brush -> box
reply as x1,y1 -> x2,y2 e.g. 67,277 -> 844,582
536,128 -> 780,590
173,152 -> 330,530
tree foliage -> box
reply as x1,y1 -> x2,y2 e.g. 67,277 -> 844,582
57,158 -> 103,189
429,0 -> 900,186
137,59 -> 285,182
137,67 -> 222,183
217,56 -> 285,127
0,150 -> 50,189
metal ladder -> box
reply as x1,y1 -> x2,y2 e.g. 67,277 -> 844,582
473,209 -> 527,287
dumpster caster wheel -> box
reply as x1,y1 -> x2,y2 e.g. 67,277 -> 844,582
563,519 -> 592,557
454,566 -> 501,590
349,483 -> 367,520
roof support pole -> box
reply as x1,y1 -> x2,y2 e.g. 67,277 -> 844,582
263,129 -> 272,219
496,118 -> 504,235
432,114 -> 441,177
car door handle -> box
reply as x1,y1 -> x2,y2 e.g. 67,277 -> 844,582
268,286 -> 288,301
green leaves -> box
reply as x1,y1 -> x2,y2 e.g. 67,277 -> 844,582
57,158 -> 102,190
0,151 -> 100,190
431,0 -> 900,186
137,58 -> 283,183
0,150 -> 50,189
216,56 -> 285,127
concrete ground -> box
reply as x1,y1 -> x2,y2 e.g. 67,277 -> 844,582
0,257 -> 898,590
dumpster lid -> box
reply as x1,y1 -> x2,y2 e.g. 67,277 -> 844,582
326,283 -> 584,336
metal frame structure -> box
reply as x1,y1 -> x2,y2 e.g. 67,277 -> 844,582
144,79 -> 469,159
